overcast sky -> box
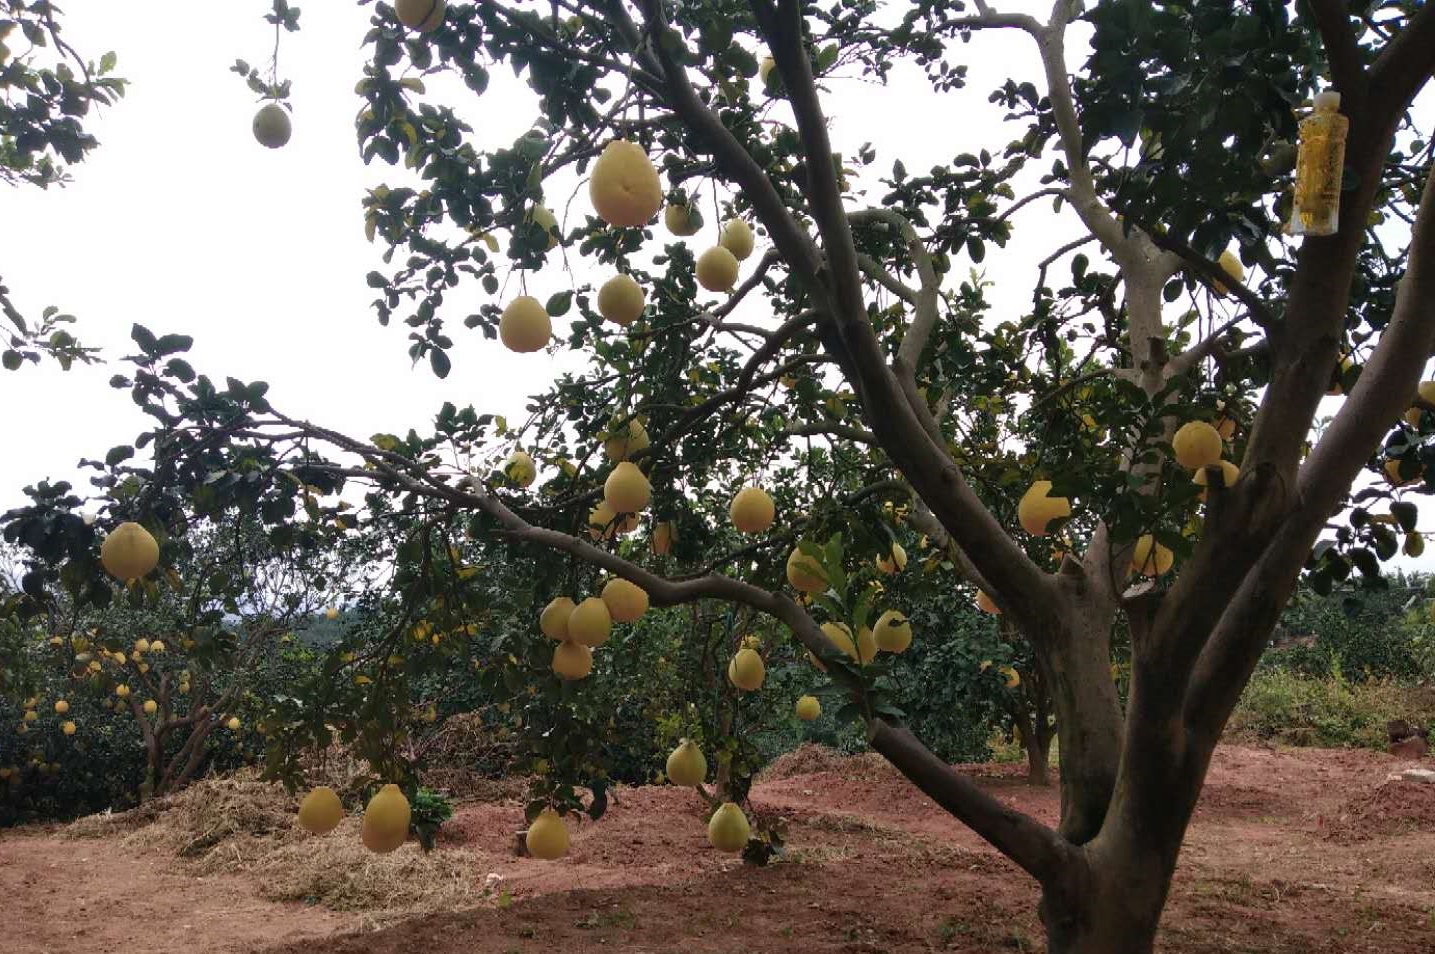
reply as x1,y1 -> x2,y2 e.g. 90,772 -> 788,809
2,1 -> 1431,573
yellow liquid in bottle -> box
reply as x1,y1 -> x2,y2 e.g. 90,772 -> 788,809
1290,93 -> 1349,237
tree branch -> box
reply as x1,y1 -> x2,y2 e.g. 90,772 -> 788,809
783,421 -> 878,446
1307,0 -> 1368,109
849,208 -> 940,370
868,721 -> 1073,884
1186,163 -> 1435,742
1368,3 -> 1435,119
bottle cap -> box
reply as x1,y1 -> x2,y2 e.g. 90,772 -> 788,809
1313,90 -> 1342,112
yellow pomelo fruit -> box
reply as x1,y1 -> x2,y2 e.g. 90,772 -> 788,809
1385,458 -> 1420,486
1017,481 -> 1071,537
665,739 -> 707,787
719,218 -> 755,261
664,203 -> 701,236
325,607 -> 340,620
505,451 -> 536,488
729,486 -> 775,534
786,547 -> 826,593
143,699 -> 157,715
1212,249 -> 1243,296
587,503 -> 638,540
823,622 -> 876,663
758,56 -> 777,88
976,590 -> 1000,614
548,636 -> 594,679
227,716 -> 241,730
541,597 -> 576,640
527,204 -> 560,249
149,640 -> 165,653
499,296 -> 552,353
1404,532 -> 1425,558
297,786 -> 344,835
1193,460 -> 1241,500
568,597 -> 612,647
794,695 -> 821,721
1172,421 -> 1223,470
54,700 -> 69,715
589,139 -> 662,228
551,641 -> 593,680
708,802 -> 751,853
597,273 -> 646,326
652,521 -> 676,556
604,418 -> 650,462
588,502 -> 619,540
601,577 -> 648,624
22,709 -> 37,723
252,103 -> 292,149
873,610 -> 913,653
135,638 -> 150,652
1130,535 -> 1174,577
603,461 -> 650,514
526,807 -> 570,860
728,647 -> 765,691
361,783 -> 411,853
101,522 -> 159,582
876,543 -> 907,575
115,684 -> 131,699
818,622 -> 849,661
696,245 -> 740,292
1418,381 -> 1435,405
395,0 -> 446,32
61,721 -> 76,736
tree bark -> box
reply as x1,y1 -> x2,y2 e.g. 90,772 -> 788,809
1042,581 -> 1123,843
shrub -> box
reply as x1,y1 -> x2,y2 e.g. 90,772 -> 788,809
1226,665 -> 1435,749
409,787 -> 453,851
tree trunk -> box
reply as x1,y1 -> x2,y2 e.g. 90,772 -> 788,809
1026,715 -> 1053,787
1041,807 -> 1189,954
1041,587 -> 1123,842
1025,734 -> 1049,787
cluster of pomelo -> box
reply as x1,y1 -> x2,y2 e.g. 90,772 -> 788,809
497,137 -> 757,358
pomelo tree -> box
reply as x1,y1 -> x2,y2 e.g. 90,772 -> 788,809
0,493 -> 350,802
6,1 -> 1435,950
0,0 -> 122,372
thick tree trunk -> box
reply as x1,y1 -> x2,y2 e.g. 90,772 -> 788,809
1025,730 -> 1050,787
1042,587 -> 1123,843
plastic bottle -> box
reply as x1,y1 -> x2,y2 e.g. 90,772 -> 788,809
1289,91 -> 1349,237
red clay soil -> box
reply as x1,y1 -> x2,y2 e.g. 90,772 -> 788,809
5,744 -> 1434,954
0,826 -> 358,953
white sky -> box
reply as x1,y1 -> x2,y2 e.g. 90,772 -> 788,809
1,1 -> 1431,572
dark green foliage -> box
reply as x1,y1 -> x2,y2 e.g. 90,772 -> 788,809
1270,574 -> 1426,679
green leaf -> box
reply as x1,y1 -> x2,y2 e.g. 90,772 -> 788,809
131,323 -> 157,355
546,291 -> 574,317
1391,500 -> 1418,532
165,358 -> 195,382
429,348 -> 451,379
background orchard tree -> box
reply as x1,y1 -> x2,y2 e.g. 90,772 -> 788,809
5,1 -> 1435,952
0,479 -> 353,802
0,0 -> 122,372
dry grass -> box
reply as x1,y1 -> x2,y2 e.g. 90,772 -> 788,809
250,821 -> 487,925
60,767 -> 492,922
758,743 -> 895,782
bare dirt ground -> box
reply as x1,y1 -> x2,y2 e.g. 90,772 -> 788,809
4,744 -> 1434,954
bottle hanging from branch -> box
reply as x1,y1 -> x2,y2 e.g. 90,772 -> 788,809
1288,90 -> 1349,237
